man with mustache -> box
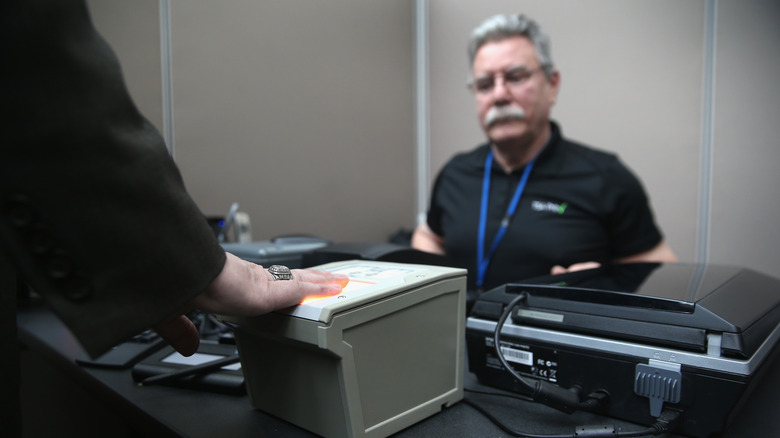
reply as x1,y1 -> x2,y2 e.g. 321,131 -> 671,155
412,14 -> 677,297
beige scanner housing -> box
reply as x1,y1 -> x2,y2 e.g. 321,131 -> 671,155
224,260 -> 467,438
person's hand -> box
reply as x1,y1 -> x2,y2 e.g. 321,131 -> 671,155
550,261 -> 601,275
155,253 -> 349,356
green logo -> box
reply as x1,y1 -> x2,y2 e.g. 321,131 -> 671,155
532,200 -> 568,215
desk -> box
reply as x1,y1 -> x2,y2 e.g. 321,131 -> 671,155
17,301 -> 780,438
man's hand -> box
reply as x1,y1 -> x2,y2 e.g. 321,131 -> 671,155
411,222 -> 446,255
550,261 -> 601,275
155,253 -> 349,356
550,241 -> 679,276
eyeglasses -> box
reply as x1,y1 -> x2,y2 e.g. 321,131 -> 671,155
469,66 -> 545,94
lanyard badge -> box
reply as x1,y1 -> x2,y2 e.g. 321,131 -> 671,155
476,150 -> 535,288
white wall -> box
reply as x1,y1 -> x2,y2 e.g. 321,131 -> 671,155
88,0 -> 163,133
169,0 -> 416,243
90,0 -> 417,243
710,0 -> 780,275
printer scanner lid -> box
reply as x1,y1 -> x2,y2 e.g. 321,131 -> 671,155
470,263 -> 780,358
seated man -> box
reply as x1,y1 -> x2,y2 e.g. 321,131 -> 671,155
412,13 -> 677,293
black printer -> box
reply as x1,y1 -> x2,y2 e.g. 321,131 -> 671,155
466,262 -> 780,437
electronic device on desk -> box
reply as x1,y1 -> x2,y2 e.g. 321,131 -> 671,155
131,341 -> 245,395
222,235 -> 331,268
76,328 -> 165,369
222,260 -> 467,438
76,311 -> 232,370
466,262 -> 780,438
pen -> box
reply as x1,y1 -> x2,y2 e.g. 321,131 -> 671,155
138,354 -> 241,386
217,202 -> 240,243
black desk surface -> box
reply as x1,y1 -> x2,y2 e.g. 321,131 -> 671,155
17,302 -> 780,438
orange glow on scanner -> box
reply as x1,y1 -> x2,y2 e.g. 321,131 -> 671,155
299,280 -> 374,305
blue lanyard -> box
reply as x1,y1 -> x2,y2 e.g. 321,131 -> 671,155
476,150 -> 535,288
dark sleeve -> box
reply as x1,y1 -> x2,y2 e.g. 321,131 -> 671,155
602,159 -> 664,258
0,0 -> 226,357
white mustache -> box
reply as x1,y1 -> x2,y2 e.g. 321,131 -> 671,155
484,106 -> 526,127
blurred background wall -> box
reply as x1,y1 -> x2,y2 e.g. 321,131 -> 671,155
89,0 -> 780,277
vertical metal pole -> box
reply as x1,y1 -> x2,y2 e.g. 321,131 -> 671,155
159,0 -> 175,158
414,0 -> 430,226
697,0 -> 718,264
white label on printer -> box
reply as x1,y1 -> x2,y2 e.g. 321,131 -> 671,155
516,309 -> 564,323
500,345 -> 534,366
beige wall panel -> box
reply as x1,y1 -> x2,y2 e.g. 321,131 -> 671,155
87,0 -> 164,133
710,0 -> 780,276
170,0 -> 416,243
427,0 -> 704,262
86,0 -> 780,277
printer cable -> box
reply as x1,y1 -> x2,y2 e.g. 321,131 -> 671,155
493,292 -> 607,414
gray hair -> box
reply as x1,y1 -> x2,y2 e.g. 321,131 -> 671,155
467,14 -> 555,80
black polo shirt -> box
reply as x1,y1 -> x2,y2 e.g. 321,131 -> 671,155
426,122 -> 663,291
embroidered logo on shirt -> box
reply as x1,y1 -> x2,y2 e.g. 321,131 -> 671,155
532,201 -> 568,215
